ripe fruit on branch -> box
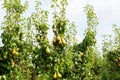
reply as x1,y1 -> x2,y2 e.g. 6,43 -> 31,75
53,71 -> 62,79
56,36 -> 61,42
53,72 -> 57,79
46,46 -> 50,54
61,38 -> 66,46
12,49 -> 19,56
58,39 -> 62,45
57,72 -> 62,78
37,36 -> 40,42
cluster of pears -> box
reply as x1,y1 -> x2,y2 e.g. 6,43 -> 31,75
11,48 -> 19,67
115,57 -> 120,67
53,35 -> 66,47
53,71 -> 62,79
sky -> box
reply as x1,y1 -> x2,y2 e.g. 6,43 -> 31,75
0,0 -> 120,50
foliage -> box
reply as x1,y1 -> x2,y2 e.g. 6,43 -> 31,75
72,5 -> 99,80
0,0 -> 119,80
101,25 -> 120,80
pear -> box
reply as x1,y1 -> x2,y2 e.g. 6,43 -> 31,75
61,38 -> 66,46
58,39 -> 62,45
12,49 -> 18,56
53,72 -> 57,79
37,36 -> 40,42
57,72 -> 62,78
46,46 -> 50,54
56,36 -> 61,42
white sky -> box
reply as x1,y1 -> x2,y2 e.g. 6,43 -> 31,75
0,0 -> 120,50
